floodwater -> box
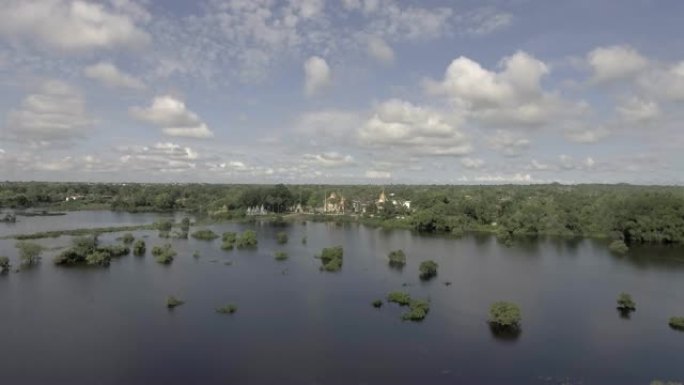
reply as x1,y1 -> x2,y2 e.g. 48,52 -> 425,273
0,211 -> 683,385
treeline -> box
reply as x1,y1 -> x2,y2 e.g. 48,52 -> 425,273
2,182 -> 684,245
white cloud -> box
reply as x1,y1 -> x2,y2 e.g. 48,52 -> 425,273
130,95 -> 214,139
358,99 -> 471,156
461,157 -> 484,169
425,51 -> 575,127
486,129 -> 530,156
563,124 -> 610,143
118,142 -> 199,172
303,152 -> 355,167
3,80 -> 95,144
304,56 -> 331,96
462,7 -> 513,36
366,36 -> 395,64
616,97 -> 660,123
365,169 -> 391,179
0,0 -> 150,51
587,45 -> 648,83
84,61 -> 145,89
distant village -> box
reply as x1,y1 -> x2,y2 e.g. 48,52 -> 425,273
246,189 -> 411,217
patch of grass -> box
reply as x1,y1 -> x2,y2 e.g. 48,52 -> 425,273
216,304 -> 238,314
3,224 -> 155,240
274,251 -> 288,261
191,229 -> 219,240
166,296 -> 184,308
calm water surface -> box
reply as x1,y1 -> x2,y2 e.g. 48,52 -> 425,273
1,211 -> 683,385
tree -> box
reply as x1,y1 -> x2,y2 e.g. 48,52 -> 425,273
609,240 -> 629,254
617,293 -> 636,312
489,302 -> 521,329
133,240 -> 146,256
419,260 -> 438,280
386,292 -> 411,306
319,246 -> 343,272
236,230 -> 258,248
388,250 -> 406,268
16,241 -> 43,266
122,233 -> 135,244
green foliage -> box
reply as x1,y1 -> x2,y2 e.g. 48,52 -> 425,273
133,239 -> 146,256
152,244 -> 177,264
193,250 -> 200,258
191,229 -> 219,240
419,260 -> 438,280
121,233 -> 135,244
216,304 -> 238,314
54,236 -> 128,266
276,231 -> 288,244
489,302 -> 522,329
16,241 -> 43,266
301,236 -> 307,244
387,291 -> 412,306
274,251 -> 288,261
221,232 -> 237,250
402,299 -> 430,321
236,230 -> 258,248
0,256 -> 10,272
388,249 -> 406,268
180,217 -> 191,232
155,219 -> 173,232
609,240 -> 629,254
372,299 -> 383,308
669,317 -> 684,331
99,244 -> 130,257
166,296 -> 184,308
650,381 -> 683,385
617,292 -> 636,311
85,251 -> 112,266
319,246 -> 343,272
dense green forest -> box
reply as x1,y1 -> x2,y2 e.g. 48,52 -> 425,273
1,182 -> 684,246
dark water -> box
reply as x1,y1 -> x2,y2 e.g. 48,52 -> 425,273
1,212 -> 683,385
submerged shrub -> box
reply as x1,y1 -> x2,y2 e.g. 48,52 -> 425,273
489,302 -> 522,329
221,232 -> 237,250
216,304 -> 238,314
669,317 -> 684,331
16,241 -> 43,266
191,229 -> 219,240
98,244 -> 130,257
302,236 -> 307,245
121,233 -> 135,244
236,230 -> 258,248
276,231 -> 288,244
372,299 -> 383,308
85,251 -> 112,267
402,299 -> 430,321
156,220 -> 173,232
133,240 -> 146,256
166,296 -> 184,308
0,256 -> 10,273
419,260 -> 438,280
387,291 -> 411,306
319,246 -> 343,272
388,249 -> 406,268
152,244 -> 177,264
609,240 -> 629,254
274,251 -> 288,261
617,292 -> 636,311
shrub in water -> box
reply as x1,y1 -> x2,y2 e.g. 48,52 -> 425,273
16,241 -> 43,266
274,251 -> 288,261
489,302 -> 522,330
191,229 -> 219,241
617,292 -> 636,312
669,317 -> 684,331
419,260 -> 438,280
152,244 -> 177,264
276,232 -> 288,244
236,230 -> 258,248
372,299 -> 383,308
609,240 -> 629,254
402,299 -> 430,321
388,249 -> 406,268
166,296 -> 184,308
133,240 -> 146,256
387,291 -> 412,306
0,256 -> 10,273
319,246 -> 343,272
221,232 -> 237,250
216,304 -> 237,314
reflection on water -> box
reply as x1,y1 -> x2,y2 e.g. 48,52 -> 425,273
488,324 -> 522,343
1,211 -> 684,385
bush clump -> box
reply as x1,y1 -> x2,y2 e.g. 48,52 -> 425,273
274,251 -> 288,261
669,317 -> 684,331
609,239 -> 629,254
276,232 -> 288,244
489,301 -> 522,330
152,244 -> 177,264
133,239 -> 146,256
402,299 -> 430,321
372,299 -> 383,308
54,236 -> 130,267
216,304 -> 238,314
166,296 -> 184,308
221,232 -> 237,250
236,230 -> 258,248
121,233 -> 135,244
617,292 -> 636,312
387,291 -> 412,306
191,229 -> 219,241
319,246 -> 343,272
419,260 -> 439,280
0,256 -> 10,273
388,249 -> 406,268
16,241 -> 43,267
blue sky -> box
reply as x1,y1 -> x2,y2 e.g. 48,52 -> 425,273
1,0 -> 683,184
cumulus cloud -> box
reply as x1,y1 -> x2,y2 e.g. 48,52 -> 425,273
3,80 -> 95,145
486,129 -> 530,157
118,142 -> 199,172
0,0 -> 150,51
366,36 -> 395,64
616,97 -> 660,123
130,96 -> 214,138
303,152 -> 355,167
365,169 -> 391,179
462,7 -> 513,36
563,123 -> 610,144
461,157 -> 484,169
304,56 -> 331,96
587,45 -> 648,83
358,99 -> 471,156
296,110 -> 361,139
84,61 -> 145,89
425,51 -> 576,127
